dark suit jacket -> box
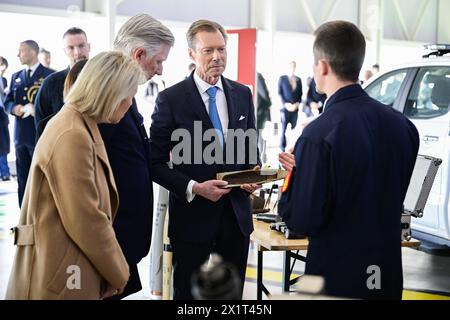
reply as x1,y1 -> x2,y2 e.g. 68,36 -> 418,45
4,64 -> 54,146
34,67 -> 69,138
306,78 -> 327,110
1,77 -> 10,155
256,72 -> 271,130
278,84 -> 419,300
98,101 -> 153,295
150,74 -> 259,244
278,75 -> 303,106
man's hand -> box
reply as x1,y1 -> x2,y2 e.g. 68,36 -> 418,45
193,180 -> 231,202
12,105 -> 24,117
241,183 -> 262,194
24,103 -> 35,117
100,283 -> 124,300
279,152 -> 296,172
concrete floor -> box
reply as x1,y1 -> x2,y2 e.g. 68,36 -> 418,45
1,177 -> 450,300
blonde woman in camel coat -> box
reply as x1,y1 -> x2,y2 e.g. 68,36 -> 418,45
6,51 -> 145,299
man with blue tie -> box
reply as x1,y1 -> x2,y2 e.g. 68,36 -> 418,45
4,40 -> 53,205
150,19 -> 260,300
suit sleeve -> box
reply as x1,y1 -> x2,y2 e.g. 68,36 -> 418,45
34,80 -> 52,131
279,137 -> 333,236
45,130 -> 129,289
150,91 -> 192,199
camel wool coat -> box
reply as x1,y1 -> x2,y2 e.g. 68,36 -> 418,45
5,105 -> 129,299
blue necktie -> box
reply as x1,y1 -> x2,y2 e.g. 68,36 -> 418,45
206,86 -> 224,147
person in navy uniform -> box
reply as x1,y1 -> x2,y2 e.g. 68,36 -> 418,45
4,40 -> 54,205
278,21 -> 419,300
150,19 -> 260,300
99,14 -> 174,299
0,56 -> 11,181
35,27 -> 91,139
306,77 -> 327,115
278,61 -> 303,151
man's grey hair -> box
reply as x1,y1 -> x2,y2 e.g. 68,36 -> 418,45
187,19 -> 227,50
113,14 -> 174,58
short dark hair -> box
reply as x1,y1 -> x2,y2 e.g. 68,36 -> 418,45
0,56 -> 8,68
64,58 -> 88,98
187,19 -> 228,50
313,21 -> 366,82
22,40 -> 39,54
39,48 -> 50,55
63,27 -> 87,40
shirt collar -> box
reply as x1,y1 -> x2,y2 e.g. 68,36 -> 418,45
193,71 -> 224,94
323,84 -> 365,112
27,62 -> 40,73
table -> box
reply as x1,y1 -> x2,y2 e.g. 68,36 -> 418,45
250,218 -> 421,300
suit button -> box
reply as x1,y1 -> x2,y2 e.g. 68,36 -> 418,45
23,97 -> 26,100
24,87 -> 28,91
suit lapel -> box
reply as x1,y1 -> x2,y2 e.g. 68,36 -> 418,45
222,76 -> 237,130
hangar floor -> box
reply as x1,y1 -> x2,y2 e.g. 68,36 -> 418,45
1,178 -> 450,300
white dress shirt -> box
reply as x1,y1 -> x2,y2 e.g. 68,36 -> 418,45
186,72 -> 230,202
26,62 -> 40,78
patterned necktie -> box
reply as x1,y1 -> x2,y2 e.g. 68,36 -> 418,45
206,86 -> 224,147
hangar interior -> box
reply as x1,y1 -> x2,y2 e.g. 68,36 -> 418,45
0,0 -> 449,300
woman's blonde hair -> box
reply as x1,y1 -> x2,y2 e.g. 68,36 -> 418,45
64,51 -> 145,123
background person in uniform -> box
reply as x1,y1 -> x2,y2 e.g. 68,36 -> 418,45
0,56 -> 11,181
278,61 -> 303,151
361,69 -> 374,85
38,48 -> 53,70
150,19 -> 260,300
99,13 -> 174,299
305,77 -> 326,115
6,51 -> 145,300
4,40 -> 54,206
372,63 -> 380,75
36,59 -> 88,136
35,27 -> 91,139
278,21 -> 419,300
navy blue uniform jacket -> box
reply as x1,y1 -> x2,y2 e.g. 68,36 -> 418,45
4,64 -> 54,146
278,85 -> 419,299
278,75 -> 303,105
150,74 -> 259,243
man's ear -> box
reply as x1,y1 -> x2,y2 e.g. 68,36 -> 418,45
133,47 -> 147,63
318,59 -> 329,76
188,48 -> 196,61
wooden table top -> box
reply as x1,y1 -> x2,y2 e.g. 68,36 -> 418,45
250,217 -> 421,251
